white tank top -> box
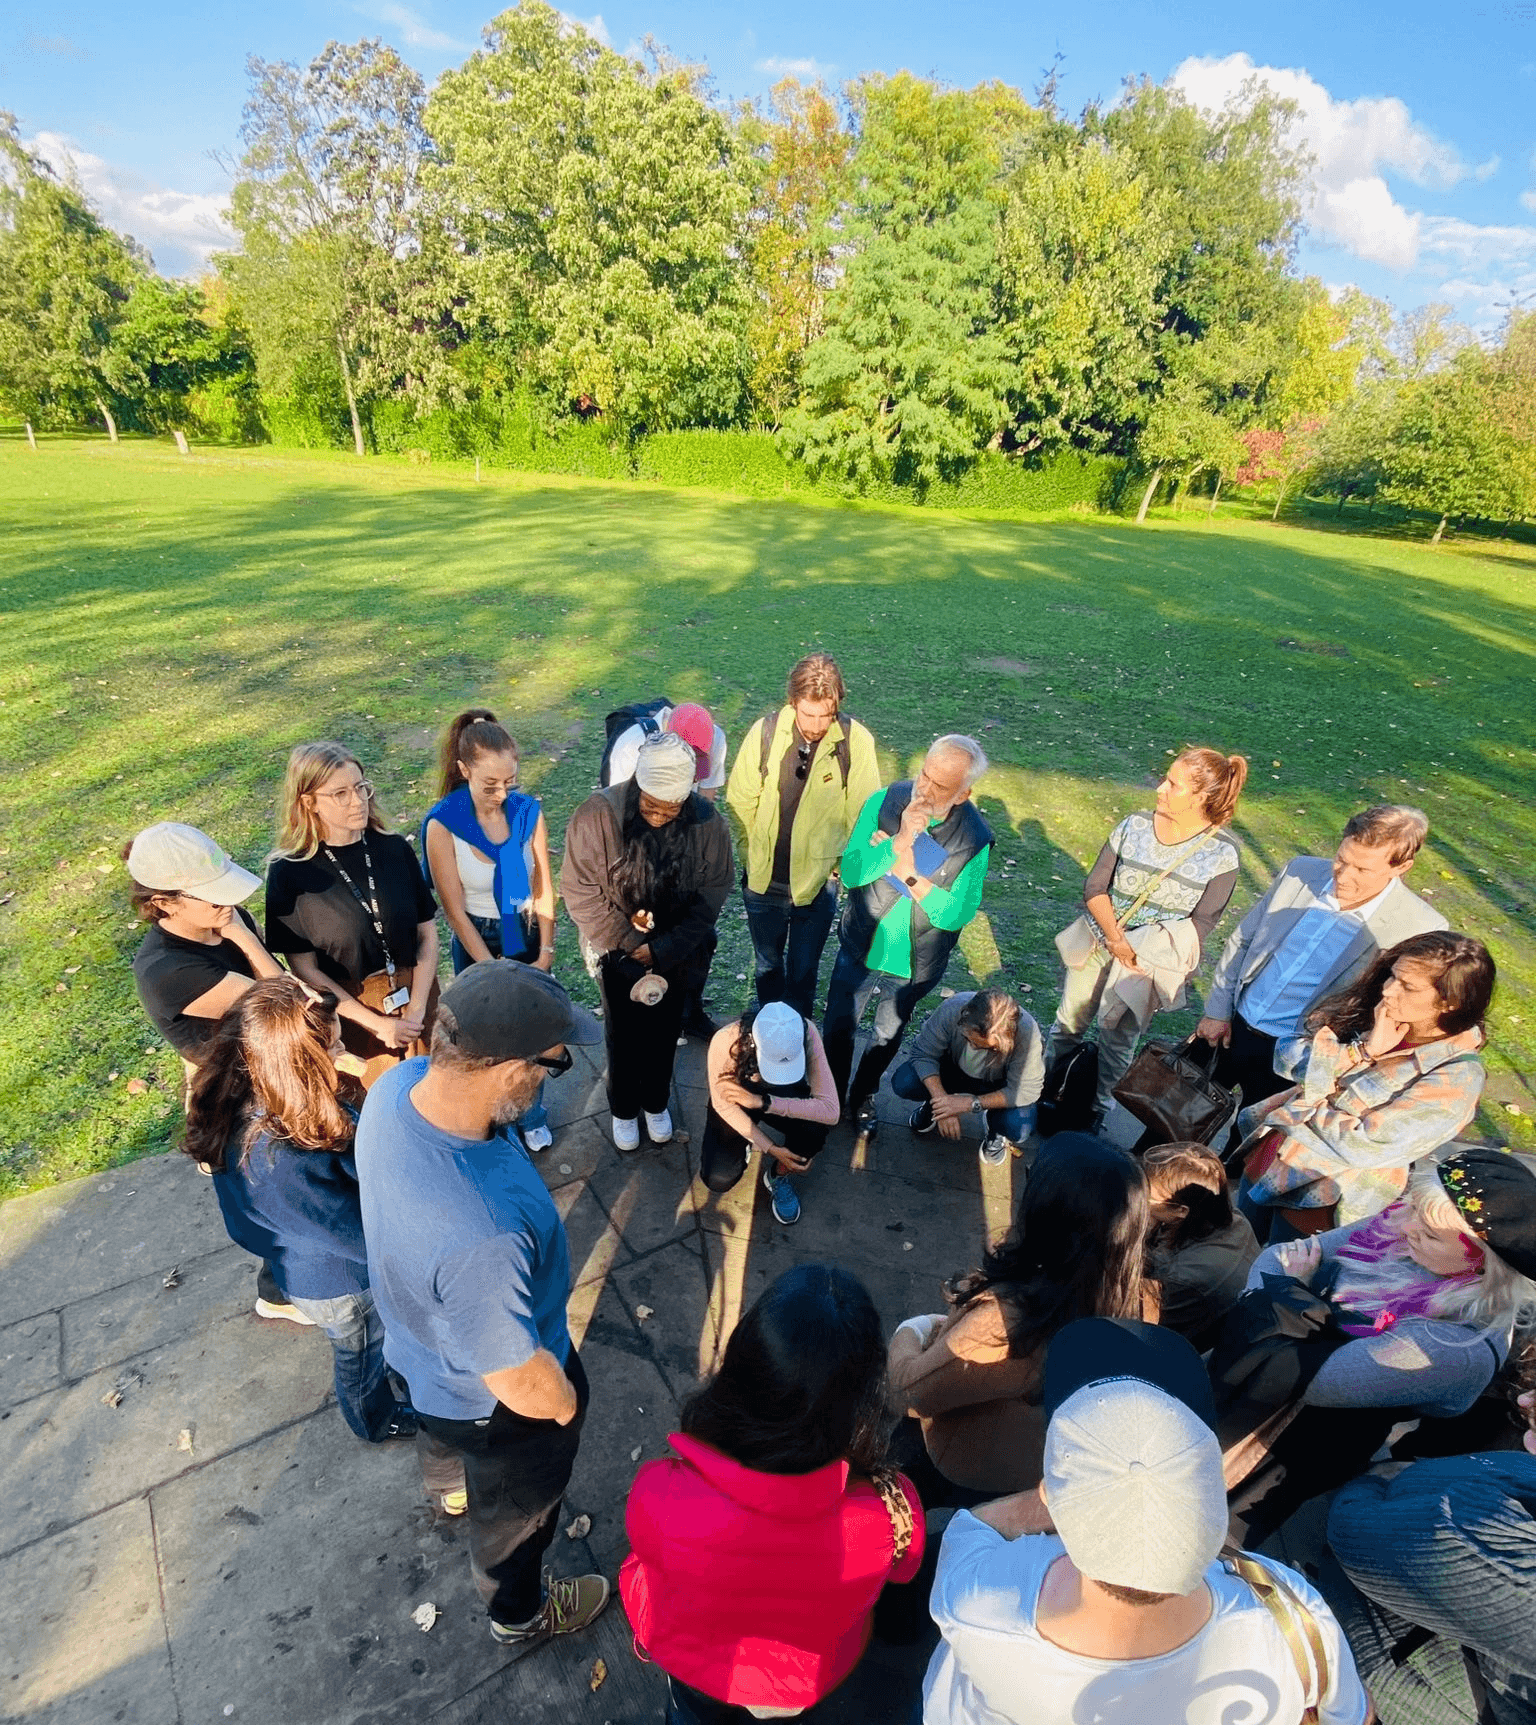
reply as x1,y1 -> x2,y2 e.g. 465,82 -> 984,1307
451,834 -> 499,919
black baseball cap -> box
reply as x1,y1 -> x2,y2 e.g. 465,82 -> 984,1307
436,960 -> 602,1061
1044,1318 -> 1219,1435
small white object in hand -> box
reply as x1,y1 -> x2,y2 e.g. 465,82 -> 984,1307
412,1602 -> 438,1632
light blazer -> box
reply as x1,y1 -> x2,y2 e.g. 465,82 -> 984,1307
1206,855 -> 1446,1025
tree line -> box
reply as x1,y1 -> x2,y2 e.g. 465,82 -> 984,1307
2,1 -> 1532,531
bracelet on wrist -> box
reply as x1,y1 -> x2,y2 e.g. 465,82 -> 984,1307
540,944 -> 556,954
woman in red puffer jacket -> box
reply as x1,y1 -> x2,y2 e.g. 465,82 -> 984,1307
620,1264 -> 925,1723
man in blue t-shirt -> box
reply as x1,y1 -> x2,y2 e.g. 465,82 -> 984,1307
355,960 -> 607,1650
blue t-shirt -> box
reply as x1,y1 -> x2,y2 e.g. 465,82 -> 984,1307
354,1058 -> 573,1419
211,1126 -> 369,1301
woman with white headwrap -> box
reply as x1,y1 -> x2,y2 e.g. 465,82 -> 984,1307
560,732 -> 734,1152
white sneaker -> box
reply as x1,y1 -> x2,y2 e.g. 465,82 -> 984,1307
611,1115 -> 641,1152
643,1109 -> 674,1144
522,1123 -> 553,1153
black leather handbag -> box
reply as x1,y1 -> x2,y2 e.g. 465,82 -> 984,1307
1111,1034 -> 1238,1147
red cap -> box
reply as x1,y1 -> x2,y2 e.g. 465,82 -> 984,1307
667,703 -> 715,779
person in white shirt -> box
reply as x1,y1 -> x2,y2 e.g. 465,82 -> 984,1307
923,1317 -> 1371,1725
1195,805 -> 1445,1123
605,702 -> 729,801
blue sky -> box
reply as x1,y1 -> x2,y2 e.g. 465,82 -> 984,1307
4,0 -> 1534,329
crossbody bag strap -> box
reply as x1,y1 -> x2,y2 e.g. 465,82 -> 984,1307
1224,1550 -> 1329,1719
1113,825 -> 1214,931
867,1466 -> 915,1563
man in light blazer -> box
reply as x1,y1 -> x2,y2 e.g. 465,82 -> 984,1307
1196,805 -> 1446,1109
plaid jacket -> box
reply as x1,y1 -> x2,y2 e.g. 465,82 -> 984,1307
1240,1024 -> 1485,1223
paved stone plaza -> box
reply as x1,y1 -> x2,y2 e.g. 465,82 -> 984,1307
2,1034 -> 1063,1725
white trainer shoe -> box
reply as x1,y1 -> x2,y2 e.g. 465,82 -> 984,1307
643,1109 -> 674,1144
611,1115 -> 641,1152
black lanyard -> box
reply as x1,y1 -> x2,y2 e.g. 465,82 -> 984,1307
323,837 -> 397,979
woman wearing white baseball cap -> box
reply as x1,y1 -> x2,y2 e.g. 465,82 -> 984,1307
701,1001 -> 839,1225
126,822 -> 286,1068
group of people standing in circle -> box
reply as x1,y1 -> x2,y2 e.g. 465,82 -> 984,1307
117,647 -> 1533,1723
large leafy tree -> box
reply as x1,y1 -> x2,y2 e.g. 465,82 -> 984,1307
738,79 -> 851,428
780,74 -> 1028,491
996,128 -> 1172,454
225,39 -> 449,455
0,115 -> 144,432
427,3 -> 754,437
1381,352 -> 1522,541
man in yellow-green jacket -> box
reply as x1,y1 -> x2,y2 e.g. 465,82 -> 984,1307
725,654 -> 882,1018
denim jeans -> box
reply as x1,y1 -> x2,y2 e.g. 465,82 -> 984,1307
415,1351 -> 590,1626
889,1059 -> 1036,1144
287,1288 -> 400,1442
451,914 -> 548,1135
742,883 -> 838,1019
822,944 -> 949,1111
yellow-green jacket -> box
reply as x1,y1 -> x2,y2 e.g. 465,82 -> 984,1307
725,708 -> 882,906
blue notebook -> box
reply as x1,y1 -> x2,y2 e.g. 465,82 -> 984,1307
886,831 -> 948,898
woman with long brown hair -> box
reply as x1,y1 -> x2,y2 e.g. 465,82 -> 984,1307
186,977 -> 415,1443
1045,746 -> 1248,1128
1235,930 -> 1493,1242
264,741 -> 439,1088
421,710 -> 557,1149
1142,1142 -> 1259,1350
886,1134 -> 1149,1504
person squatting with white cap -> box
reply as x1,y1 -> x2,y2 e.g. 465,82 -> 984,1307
701,1002 -> 841,1226
560,730 -> 733,1152
922,1317 -> 1370,1725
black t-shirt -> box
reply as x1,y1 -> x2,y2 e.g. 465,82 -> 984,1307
132,906 -> 260,1062
264,832 -> 436,988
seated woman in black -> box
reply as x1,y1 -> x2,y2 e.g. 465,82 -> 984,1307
702,1003 -> 839,1228
1142,1142 -> 1259,1353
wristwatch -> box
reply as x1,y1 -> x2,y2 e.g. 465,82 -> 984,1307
970,1096 -> 984,1114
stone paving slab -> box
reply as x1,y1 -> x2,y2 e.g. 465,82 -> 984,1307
0,1496 -> 174,1725
0,1309 -> 333,1557
0,1309 -> 61,1405
0,1152 -> 230,1328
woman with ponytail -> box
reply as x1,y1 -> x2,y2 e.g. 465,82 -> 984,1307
1045,746 -> 1248,1128
422,710 -> 558,1149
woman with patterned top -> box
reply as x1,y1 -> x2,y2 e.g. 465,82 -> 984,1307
1233,930 -> 1493,1242
1045,747 -> 1248,1124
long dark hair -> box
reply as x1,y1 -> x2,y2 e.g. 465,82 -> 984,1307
946,1134 -> 1148,1359
609,781 -> 696,922
1307,930 -> 1495,1042
439,708 -> 518,798
681,1264 -> 890,1477
183,979 -> 353,1171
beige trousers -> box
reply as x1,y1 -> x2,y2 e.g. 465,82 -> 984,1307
1044,946 -> 1145,1116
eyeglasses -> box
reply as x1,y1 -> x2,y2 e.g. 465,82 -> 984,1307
317,780 -> 374,803
530,1049 -> 574,1075
795,744 -> 812,781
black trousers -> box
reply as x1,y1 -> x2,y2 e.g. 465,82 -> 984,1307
415,1350 -> 589,1625
698,1101 -> 830,1194
1213,1012 -> 1290,1110
599,956 -> 689,1118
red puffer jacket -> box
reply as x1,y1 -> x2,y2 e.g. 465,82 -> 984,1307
619,1432 -> 925,1709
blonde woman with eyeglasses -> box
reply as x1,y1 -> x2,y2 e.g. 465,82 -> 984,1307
265,741 -> 440,1088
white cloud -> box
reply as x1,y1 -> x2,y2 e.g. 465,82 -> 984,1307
1522,190 -> 1536,214
755,55 -> 834,80
562,12 -> 612,46
22,32 -> 86,58
352,2 -> 467,52
27,132 -> 234,278
1171,52 -> 1487,272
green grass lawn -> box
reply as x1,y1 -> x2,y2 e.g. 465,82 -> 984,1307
2,435 -> 1533,1196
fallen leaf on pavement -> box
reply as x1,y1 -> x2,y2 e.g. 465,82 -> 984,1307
635,1305 -> 654,1323
411,1602 -> 438,1632
177,1428 -> 195,1454
565,1513 -> 592,1540
590,1657 -> 607,1692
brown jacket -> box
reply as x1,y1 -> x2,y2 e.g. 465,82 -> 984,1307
888,1293 -> 1047,1496
559,782 -> 732,974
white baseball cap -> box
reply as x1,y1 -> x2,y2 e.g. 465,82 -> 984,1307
752,1001 -> 807,1085
126,823 -> 261,905
1043,1376 -> 1228,1596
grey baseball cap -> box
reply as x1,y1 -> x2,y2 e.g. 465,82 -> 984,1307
437,960 -> 602,1061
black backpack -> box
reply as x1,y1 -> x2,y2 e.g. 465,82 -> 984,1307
757,707 -> 853,790
599,697 -> 674,787
1035,1042 -> 1100,1139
